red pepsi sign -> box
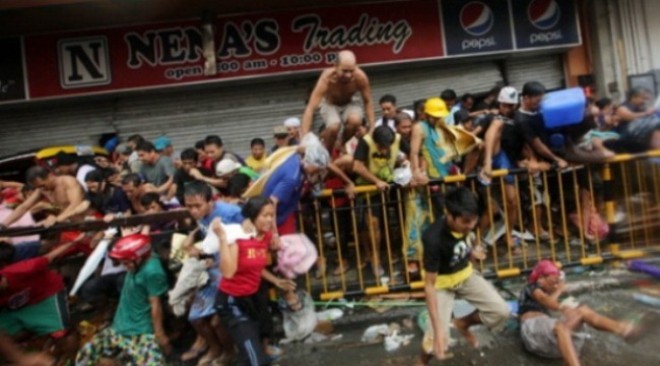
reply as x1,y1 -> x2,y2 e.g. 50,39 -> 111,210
511,0 -> 580,49
442,0 -> 514,56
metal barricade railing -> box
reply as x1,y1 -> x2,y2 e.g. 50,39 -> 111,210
301,150 -> 660,301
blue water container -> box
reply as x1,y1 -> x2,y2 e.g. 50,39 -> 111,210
540,87 -> 586,128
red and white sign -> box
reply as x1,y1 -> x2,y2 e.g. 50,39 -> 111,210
24,0 -> 443,99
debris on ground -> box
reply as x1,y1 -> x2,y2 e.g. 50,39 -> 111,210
316,308 -> 344,321
361,322 -> 414,352
628,260 -> 660,279
633,293 -> 660,308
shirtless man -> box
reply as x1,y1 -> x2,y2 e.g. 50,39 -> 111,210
302,50 -> 375,150
0,166 -> 84,229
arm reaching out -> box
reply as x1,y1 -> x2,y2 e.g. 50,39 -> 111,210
302,71 -> 330,136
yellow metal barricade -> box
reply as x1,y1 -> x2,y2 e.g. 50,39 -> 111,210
301,151 -> 660,300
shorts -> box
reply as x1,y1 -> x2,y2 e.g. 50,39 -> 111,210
189,267 -> 221,321
0,290 -> 69,336
75,327 -> 165,366
425,273 -> 509,344
319,98 -> 363,127
491,151 -> 515,185
521,315 -> 585,359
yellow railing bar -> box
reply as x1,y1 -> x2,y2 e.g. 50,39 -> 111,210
312,200 -> 329,293
349,199 -> 365,291
580,256 -> 604,266
330,196 -> 347,291
543,171 -> 557,262
380,191 -> 395,285
320,291 -> 345,301
497,268 -> 521,278
396,189 -> 411,285
298,208 -> 312,295
557,170 -> 571,262
527,173 -> 542,263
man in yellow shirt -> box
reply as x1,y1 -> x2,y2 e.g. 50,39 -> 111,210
420,187 -> 509,365
245,138 -> 267,173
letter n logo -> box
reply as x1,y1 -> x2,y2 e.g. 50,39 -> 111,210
58,37 -> 111,89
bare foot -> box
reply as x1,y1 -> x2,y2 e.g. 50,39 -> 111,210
453,318 -> 479,348
622,312 -> 656,344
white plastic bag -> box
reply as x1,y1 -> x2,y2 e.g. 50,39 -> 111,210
361,324 -> 390,343
200,223 -> 250,254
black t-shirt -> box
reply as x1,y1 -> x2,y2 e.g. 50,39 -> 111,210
422,217 -> 475,275
85,186 -> 131,215
174,169 -> 198,204
518,283 -> 549,316
481,113 -> 526,164
475,100 -> 498,112
516,109 -> 549,147
353,137 -> 411,163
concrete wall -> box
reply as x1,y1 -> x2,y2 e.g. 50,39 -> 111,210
642,0 -> 660,97
642,0 -> 660,70
589,0 -> 660,100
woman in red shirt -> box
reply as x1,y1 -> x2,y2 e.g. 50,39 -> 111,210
213,197 -> 295,366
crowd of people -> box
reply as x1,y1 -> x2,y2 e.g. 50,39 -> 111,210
0,49 -> 658,365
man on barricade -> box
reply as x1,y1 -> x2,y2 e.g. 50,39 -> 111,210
301,50 -> 376,151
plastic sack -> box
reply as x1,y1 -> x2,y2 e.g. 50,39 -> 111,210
200,223 -> 251,254
282,291 -> 318,342
393,165 -> 412,186
361,324 -> 390,343
316,309 -> 344,322
277,234 -> 318,279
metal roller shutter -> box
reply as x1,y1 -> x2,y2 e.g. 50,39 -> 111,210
111,60 -> 503,157
505,54 -> 565,91
0,100 -> 116,157
111,77 -> 315,158
0,60 -> 502,158
369,60 -> 503,109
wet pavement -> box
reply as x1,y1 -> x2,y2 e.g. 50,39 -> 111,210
276,273 -> 660,366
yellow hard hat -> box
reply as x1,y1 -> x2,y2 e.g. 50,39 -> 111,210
424,97 -> 449,118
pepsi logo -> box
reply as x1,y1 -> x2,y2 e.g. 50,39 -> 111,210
528,0 -> 561,30
460,1 -> 495,37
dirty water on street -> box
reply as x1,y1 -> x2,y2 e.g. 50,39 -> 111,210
277,287 -> 660,366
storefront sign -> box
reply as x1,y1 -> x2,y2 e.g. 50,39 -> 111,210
10,0 -> 581,103
24,0 -> 443,99
511,0 -> 580,49
442,0 -> 514,56
0,38 -> 27,103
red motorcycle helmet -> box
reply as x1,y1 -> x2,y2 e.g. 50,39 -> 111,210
109,234 -> 152,262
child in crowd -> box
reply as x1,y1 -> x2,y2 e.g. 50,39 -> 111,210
420,187 -> 509,365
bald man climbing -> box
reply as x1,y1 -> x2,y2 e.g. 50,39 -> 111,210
301,50 -> 376,150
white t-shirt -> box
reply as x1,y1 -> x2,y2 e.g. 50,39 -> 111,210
375,117 -> 396,131
76,164 -> 96,191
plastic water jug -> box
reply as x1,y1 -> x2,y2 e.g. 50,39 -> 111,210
541,87 -> 586,128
